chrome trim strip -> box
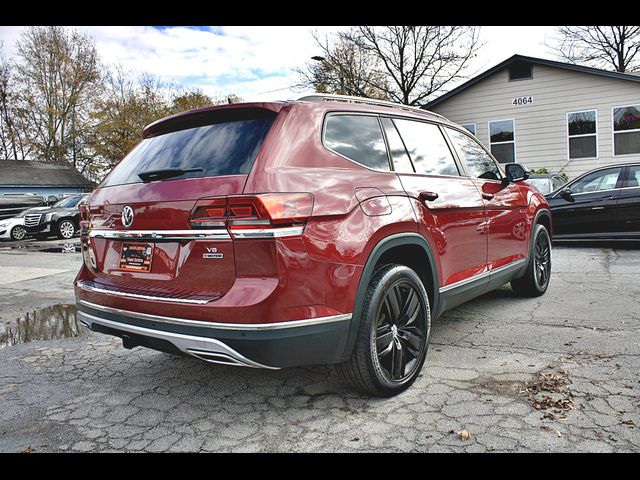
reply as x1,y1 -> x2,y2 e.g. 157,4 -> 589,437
76,281 -> 214,305
439,258 -> 527,294
77,310 -> 280,370
230,226 -> 304,238
76,298 -> 352,331
88,229 -> 231,240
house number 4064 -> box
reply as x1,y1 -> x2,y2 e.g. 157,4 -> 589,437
512,96 -> 533,106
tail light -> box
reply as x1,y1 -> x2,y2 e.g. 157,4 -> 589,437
190,193 -> 314,238
79,204 -> 91,235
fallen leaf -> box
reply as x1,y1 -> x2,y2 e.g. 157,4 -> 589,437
291,419 -> 301,425
20,446 -> 35,453
458,430 -> 470,441
539,425 -> 552,431
621,419 -> 635,427
448,429 -> 455,434
350,437 -> 359,442
555,431 -> 561,437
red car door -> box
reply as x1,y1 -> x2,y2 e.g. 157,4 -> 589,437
381,117 -> 488,288
444,127 -> 529,270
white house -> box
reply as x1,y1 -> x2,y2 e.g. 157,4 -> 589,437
424,54 -> 640,179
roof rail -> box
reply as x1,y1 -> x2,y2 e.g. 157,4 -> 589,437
296,93 -> 447,120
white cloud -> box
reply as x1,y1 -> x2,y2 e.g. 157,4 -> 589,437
0,25 -> 559,103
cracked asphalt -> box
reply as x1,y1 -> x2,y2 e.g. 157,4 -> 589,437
0,241 -> 639,452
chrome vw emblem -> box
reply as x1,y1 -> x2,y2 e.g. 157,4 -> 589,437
121,206 -> 134,227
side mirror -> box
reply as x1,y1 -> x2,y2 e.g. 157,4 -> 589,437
504,163 -> 529,183
47,195 -> 58,206
559,187 -> 574,202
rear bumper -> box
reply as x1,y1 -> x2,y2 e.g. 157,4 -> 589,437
76,299 -> 351,369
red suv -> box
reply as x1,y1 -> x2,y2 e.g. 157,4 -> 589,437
75,95 -> 552,396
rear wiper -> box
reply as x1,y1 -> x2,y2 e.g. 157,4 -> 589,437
138,167 -> 203,182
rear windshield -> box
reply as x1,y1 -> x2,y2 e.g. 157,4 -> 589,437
102,112 -> 275,187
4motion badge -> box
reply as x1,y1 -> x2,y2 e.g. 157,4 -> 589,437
203,247 -> 224,259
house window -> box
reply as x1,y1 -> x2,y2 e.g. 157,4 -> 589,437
489,119 -> 515,163
613,104 -> 640,155
567,110 -> 597,159
508,61 -> 532,81
460,123 -> 476,136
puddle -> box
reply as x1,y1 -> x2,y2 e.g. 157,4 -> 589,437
0,304 -> 84,348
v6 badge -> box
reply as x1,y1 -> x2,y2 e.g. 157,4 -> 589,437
203,247 -> 224,259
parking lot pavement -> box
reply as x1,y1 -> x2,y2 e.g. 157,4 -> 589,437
0,242 -> 639,452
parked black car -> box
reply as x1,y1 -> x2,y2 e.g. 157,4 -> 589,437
525,173 -> 567,195
546,163 -> 640,239
23,194 -> 88,239
0,193 -> 58,220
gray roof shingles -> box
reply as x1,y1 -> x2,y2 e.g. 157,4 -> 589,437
0,160 -> 93,187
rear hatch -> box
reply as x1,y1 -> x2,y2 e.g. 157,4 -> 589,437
81,105 -> 279,302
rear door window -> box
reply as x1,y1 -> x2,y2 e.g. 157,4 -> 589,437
393,119 -> 460,176
324,114 -> 390,171
380,117 -> 414,173
102,111 -> 276,187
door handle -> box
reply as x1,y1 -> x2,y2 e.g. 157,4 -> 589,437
482,192 -> 494,200
419,191 -> 439,202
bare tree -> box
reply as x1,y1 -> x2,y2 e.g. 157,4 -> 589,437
342,26 -> 481,106
296,31 -> 389,99
14,26 -> 101,163
550,26 -> 640,73
0,43 -> 29,160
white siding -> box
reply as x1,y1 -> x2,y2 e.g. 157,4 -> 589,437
429,64 -> 640,179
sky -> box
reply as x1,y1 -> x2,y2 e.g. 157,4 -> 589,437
0,26 -> 559,102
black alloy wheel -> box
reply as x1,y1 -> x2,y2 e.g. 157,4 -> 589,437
374,280 -> 427,383
534,230 -> 551,289
339,264 -> 431,397
511,224 -> 552,297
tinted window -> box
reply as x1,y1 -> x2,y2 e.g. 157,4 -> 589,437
54,196 -> 84,208
570,168 -> 622,194
324,115 -> 389,170
103,114 -> 275,187
446,128 -> 502,181
624,165 -> 640,188
393,119 -> 459,176
380,118 -> 414,173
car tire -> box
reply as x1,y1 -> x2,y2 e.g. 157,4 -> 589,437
10,225 -> 27,241
57,220 -> 76,239
510,224 -> 551,297
338,264 -> 431,397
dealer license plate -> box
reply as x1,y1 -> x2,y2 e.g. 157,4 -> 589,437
119,242 -> 154,272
